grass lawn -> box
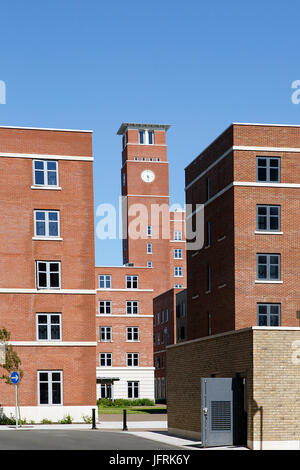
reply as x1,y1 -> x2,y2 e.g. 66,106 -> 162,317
98,405 -> 167,415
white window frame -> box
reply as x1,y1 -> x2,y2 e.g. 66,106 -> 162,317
99,326 -> 112,342
36,313 -> 62,341
126,301 -> 139,315
33,160 -> 59,187
126,275 -> 138,289
34,210 -> 60,238
99,301 -> 112,315
36,261 -> 61,289
128,381 -> 139,399
174,266 -> 183,277
99,275 -> 111,289
174,248 -> 182,259
174,231 -> 182,241
127,352 -> 139,367
147,225 -> 152,237
147,243 -> 152,254
126,327 -> 139,342
100,352 -> 112,367
38,371 -> 63,406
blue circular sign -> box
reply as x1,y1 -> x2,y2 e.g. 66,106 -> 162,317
10,371 -> 20,384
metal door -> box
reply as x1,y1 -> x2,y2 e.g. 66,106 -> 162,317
201,378 -> 234,447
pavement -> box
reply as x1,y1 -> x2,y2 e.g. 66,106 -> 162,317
0,414 -> 249,450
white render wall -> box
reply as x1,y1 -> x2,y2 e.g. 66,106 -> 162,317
0,406 -> 98,423
96,367 -> 155,400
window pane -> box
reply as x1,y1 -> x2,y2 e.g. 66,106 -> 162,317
38,273 -> 47,287
49,222 -> 58,236
47,170 -> 57,186
50,273 -> 60,287
39,383 -> 49,404
36,222 -> 46,236
52,383 -> 61,404
51,325 -> 60,340
38,325 -> 48,340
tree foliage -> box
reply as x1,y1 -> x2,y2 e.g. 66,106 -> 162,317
0,328 -> 23,384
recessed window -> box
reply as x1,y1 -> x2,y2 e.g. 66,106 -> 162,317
126,301 -> 139,315
33,160 -> 58,187
147,225 -> 152,236
257,303 -> 281,326
147,243 -> 152,254
174,249 -> 182,259
174,266 -> 183,277
100,353 -> 112,367
174,231 -> 182,241
34,210 -> 60,237
99,275 -> 111,289
99,326 -> 112,342
36,261 -> 61,289
147,261 -> 152,268
256,205 -> 280,231
207,265 -> 211,291
128,381 -> 139,399
206,177 -> 210,200
174,284 -> 183,288
126,275 -> 138,289
99,301 -> 112,315
256,157 -> 280,182
139,131 -> 145,144
139,130 -> 154,145
148,131 -> 154,145
257,254 -> 280,281
206,221 -> 211,246
37,313 -> 61,341
38,371 -> 62,405
127,327 -> 139,341
157,157 -> 160,162
134,157 -> 138,161
127,353 -> 139,367
149,157 -> 153,162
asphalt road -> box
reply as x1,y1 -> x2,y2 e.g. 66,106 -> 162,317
0,429 -> 183,450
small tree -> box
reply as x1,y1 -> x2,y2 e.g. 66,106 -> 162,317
0,328 -> 24,423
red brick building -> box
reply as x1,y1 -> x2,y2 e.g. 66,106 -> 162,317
185,122 -> 300,339
0,125 -> 96,422
95,123 -> 186,400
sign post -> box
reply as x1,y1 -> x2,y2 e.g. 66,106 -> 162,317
10,372 -> 20,429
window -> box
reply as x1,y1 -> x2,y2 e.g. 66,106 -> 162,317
174,266 -> 183,277
161,311 -> 164,323
38,371 -> 62,405
257,303 -> 281,326
149,157 -> 153,162
256,157 -> 280,182
147,243 -> 152,254
148,131 -> 154,145
126,300 -> 139,315
34,210 -> 60,238
147,225 -> 152,236
127,353 -> 139,367
257,254 -> 280,281
174,231 -> 182,241
99,326 -> 112,342
100,353 -> 112,367
206,177 -> 210,200
256,205 -> 280,231
33,160 -> 58,187
100,383 -> 112,399
128,381 -> 139,399
157,157 -> 160,162
36,261 -> 61,289
37,314 -> 61,341
165,309 -> 168,322
174,249 -> 182,259
134,157 -> 138,161
207,265 -> 211,291
99,301 -> 112,315
99,275 -> 111,289
206,221 -> 211,246
139,130 -> 145,144
147,261 -> 152,268
157,313 -> 160,325
127,327 -> 139,341
126,301 -> 139,315
126,275 -> 138,289
174,284 -> 183,288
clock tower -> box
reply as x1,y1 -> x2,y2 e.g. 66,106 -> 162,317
117,122 -> 172,295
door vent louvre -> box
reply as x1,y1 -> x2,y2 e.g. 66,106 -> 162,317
211,400 -> 231,431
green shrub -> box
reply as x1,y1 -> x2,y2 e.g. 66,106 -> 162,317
41,418 -> 52,424
58,414 -> 73,424
97,398 -> 155,408
82,415 -> 92,424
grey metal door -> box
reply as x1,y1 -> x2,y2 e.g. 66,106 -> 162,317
201,378 -> 234,447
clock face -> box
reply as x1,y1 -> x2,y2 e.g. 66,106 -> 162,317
141,170 -> 155,183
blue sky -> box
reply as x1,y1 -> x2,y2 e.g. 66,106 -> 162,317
1,0 -> 300,265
